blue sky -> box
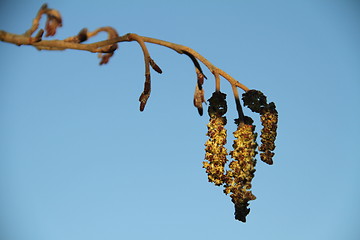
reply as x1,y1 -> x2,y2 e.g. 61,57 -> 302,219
1,0 -> 359,239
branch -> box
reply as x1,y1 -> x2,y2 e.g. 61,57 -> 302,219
0,6 -> 249,89
0,3 -> 251,113
0,4 -> 279,223
127,33 -> 156,111
1,31 -> 249,89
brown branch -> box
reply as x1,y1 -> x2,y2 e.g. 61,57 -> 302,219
139,36 -> 250,92
1,28 -> 250,90
0,3 -> 251,114
94,35 -> 250,92
127,33 -> 161,111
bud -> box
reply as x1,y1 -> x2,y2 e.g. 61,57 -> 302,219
77,28 -> 88,43
193,85 -> 205,116
44,8 -> 62,37
138,75 -> 151,111
149,58 -> 162,74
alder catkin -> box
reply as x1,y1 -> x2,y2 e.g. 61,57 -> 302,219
242,89 -> 267,113
203,92 -> 228,186
259,102 -> 278,165
224,117 -> 257,222
242,90 -> 278,165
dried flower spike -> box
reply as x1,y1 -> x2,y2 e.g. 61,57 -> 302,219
203,92 -> 228,186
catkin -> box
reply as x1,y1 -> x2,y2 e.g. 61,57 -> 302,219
224,117 -> 257,222
259,102 -> 278,164
203,92 -> 228,186
242,90 -> 278,165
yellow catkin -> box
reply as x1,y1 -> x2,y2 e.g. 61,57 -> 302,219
203,116 -> 228,186
203,92 -> 228,186
224,121 -> 257,222
259,103 -> 278,165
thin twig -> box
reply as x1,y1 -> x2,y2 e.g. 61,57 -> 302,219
1,3 -> 251,97
127,33 -> 152,111
182,50 -> 207,80
232,84 -> 245,123
23,3 -> 48,37
139,36 -> 250,92
1,30 -> 250,92
214,71 -> 221,92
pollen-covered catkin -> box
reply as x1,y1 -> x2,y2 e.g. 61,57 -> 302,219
203,92 -> 228,186
259,102 -> 278,165
224,117 -> 257,222
242,89 -> 278,165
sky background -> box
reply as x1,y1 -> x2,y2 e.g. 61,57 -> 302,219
1,0 -> 359,239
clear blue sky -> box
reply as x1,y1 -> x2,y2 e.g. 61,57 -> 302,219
1,0 -> 359,239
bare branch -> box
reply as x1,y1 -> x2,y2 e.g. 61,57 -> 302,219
1,35 -> 249,93
0,3 -> 250,109
127,33 -> 153,111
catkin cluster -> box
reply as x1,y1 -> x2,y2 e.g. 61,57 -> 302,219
203,89 -> 278,222
203,92 -> 228,186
